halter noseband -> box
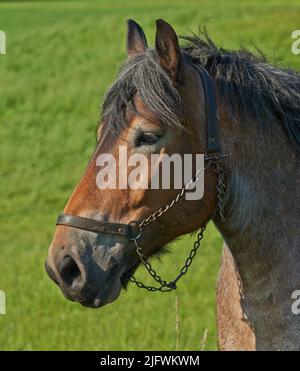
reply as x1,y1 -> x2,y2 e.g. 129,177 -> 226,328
56,215 -> 142,240
56,64 -> 226,292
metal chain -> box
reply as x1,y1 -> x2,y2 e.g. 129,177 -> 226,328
130,154 -> 226,292
212,157 -> 227,223
138,154 -> 226,228
129,224 -> 206,292
139,169 -> 202,228
234,265 -> 256,333
129,152 -> 254,336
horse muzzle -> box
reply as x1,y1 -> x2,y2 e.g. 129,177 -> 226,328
45,236 -> 130,308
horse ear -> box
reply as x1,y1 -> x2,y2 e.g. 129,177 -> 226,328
126,19 -> 148,58
155,19 -> 181,82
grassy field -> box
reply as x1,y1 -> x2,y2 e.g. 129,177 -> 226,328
0,0 -> 299,351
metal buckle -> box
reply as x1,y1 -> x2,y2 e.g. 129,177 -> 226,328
128,221 -> 142,241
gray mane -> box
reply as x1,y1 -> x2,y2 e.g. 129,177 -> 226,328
101,49 -> 182,136
101,32 -> 300,150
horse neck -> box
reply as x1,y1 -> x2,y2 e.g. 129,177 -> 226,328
215,115 -> 300,350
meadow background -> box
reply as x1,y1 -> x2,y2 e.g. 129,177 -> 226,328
0,0 -> 299,351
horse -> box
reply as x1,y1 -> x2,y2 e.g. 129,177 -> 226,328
46,19 -> 300,351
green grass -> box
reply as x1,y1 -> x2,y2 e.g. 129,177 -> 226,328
0,0 -> 299,351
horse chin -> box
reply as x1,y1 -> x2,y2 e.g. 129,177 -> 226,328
84,264 -> 137,308
80,278 -> 122,308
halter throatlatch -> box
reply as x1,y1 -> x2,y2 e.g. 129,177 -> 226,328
56,63 -> 226,293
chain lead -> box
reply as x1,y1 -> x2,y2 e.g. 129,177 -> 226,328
130,155 -> 226,292
129,224 -> 206,292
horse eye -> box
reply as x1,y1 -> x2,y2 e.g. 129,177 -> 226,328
135,132 -> 161,147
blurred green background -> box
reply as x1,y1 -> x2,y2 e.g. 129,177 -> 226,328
0,0 -> 299,351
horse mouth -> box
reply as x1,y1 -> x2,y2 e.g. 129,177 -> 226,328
79,262 -> 139,308
65,263 -> 121,308
81,278 -> 121,308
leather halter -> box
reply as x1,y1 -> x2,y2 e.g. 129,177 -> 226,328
56,214 -> 141,240
56,64 -> 221,238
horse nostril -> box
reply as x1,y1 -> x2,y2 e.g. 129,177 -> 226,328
58,255 -> 81,287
